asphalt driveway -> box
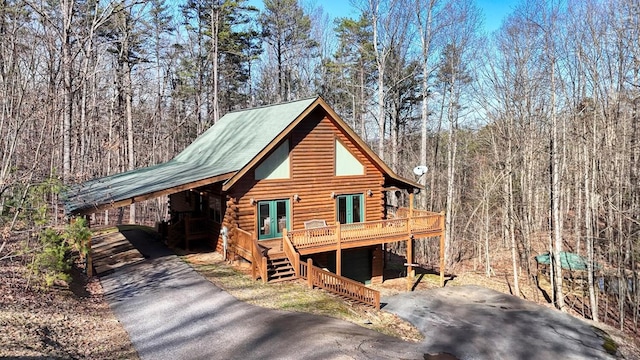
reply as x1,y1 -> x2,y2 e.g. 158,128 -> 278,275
101,229 -> 615,360
100,229 -> 415,360
382,286 -> 616,360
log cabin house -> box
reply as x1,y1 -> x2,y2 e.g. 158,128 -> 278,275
64,97 -> 445,308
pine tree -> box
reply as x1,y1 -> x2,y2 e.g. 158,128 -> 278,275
259,0 -> 318,102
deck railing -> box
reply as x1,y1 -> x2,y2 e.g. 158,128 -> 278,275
303,258 -> 379,309
299,259 -> 309,279
185,216 -> 211,236
282,231 -> 379,309
395,207 -> 440,218
282,230 -> 300,277
287,211 -> 444,251
234,206 -> 443,300
289,225 -> 338,249
340,218 -> 409,243
237,228 -> 268,283
410,214 -> 441,233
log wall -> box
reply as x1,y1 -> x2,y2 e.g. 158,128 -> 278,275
228,109 -> 386,237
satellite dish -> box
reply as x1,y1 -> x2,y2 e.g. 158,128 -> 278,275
413,165 -> 428,176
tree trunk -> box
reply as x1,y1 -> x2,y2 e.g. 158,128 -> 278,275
211,6 -> 219,124
61,0 -> 74,184
550,56 -> 565,312
417,0 -> 436,210
506,122 -> 520,297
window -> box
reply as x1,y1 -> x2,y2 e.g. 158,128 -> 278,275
257,199 -> 290,240
255,140 -> 290,180
209,195 -> 223,223
335,139 -> 364,176
336,194 -> 363,224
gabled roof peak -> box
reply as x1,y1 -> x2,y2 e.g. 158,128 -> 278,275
223,96 -> 319,116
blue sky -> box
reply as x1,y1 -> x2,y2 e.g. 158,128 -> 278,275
477,0 -> 519,33
251,0 -> 520,33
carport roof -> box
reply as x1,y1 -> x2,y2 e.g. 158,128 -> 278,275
63,97 -> 318,215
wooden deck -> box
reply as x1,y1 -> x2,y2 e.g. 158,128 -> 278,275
285,211 -> 443,255
232,207 -> 445,308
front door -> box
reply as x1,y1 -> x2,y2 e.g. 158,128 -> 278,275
337,194 -> 363,224
258,199 -> 289,240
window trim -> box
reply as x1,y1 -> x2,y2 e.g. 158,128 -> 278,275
336,193 -> 364,224
208,194 -> 223,224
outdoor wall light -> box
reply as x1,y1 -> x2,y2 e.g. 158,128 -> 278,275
367,189 -> 373,197
330,191 -> 336,199
293,194 -> 300,202
250,198 -> 256,205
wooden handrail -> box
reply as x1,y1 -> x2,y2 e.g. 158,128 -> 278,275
396,207 -> 440,218
303,258 -> 380,309
237,228 -> 268,283
282,229 -> 300,278
288,225 -> 338,248
299,259 -> 309,279
284,235 -> 378,308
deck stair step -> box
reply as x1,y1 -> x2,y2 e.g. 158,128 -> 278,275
267,257 -> 296,283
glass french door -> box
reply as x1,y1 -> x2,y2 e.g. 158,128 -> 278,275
258,199 -> 290,240
336,194 -> 363,224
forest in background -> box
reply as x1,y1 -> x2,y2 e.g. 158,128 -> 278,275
0,0 -> 638,337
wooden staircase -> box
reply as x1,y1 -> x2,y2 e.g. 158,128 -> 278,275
267,257 -> 296,283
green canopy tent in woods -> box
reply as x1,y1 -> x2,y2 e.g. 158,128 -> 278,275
535,251 -> 601,271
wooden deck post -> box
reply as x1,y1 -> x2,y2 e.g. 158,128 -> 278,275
407,193 -> 414,235
251,256 -> 258,280
336,222 -> 342,276
439,212 -> 446,287
307,258 -> 313,288
406,194 -> 415,290
409,192 -> 414,217
406,236 -> 414,290
262,256 -> 268,284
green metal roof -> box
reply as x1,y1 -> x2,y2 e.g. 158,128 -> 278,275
63,97 -> 318,215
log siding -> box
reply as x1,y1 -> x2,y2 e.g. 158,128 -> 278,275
228,110 -> 385,239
